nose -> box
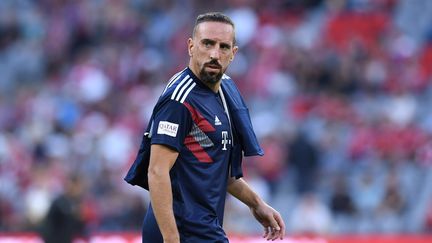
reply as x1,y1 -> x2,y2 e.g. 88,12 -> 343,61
209,48 -> 220,60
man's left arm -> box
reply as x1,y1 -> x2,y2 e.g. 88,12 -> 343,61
227,178 -> 285,240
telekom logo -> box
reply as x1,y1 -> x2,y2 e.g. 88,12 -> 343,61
221,131 -> 231,150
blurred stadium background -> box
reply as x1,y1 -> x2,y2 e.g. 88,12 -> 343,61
1,0 -> 432,242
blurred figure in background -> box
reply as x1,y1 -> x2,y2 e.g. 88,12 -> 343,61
289,192 -> 332,235
352,169 -> 384,232
38,174 -> 87,243
376,169 -> 405,232
330,175 -> 356,216
252,134 -> 286,196
329,174 -> 356,233
287,130 -> 320,194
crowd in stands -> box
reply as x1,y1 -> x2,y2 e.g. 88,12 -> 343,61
1,0 -> 432,236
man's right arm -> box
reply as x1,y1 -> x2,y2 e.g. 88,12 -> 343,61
148,144 -> 179,243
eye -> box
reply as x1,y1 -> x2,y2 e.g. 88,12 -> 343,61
220,44 -> 231,51
202,40 -> 214,48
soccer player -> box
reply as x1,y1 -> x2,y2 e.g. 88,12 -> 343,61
125,12 -> 285,243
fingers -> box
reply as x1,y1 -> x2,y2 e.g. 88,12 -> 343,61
263,226 -> 270,239
265,212 -> 285,241
274,212 -> 286,240
264,226 -> 279,241
267,227 -> 278,240
263,226 -> 275,241
257,205 -> 286,241
268,213 -> 280,241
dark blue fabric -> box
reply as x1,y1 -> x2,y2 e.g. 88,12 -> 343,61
124,68 -> 263,242
143,203 -> 229,243
142,206 -> 163,243
220,77 -> 264,156
123,125 -> 152,190
150,99 -> 193,152
220,76 -> 264,179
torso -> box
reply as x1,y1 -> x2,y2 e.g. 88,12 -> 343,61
145,68 -> 232,242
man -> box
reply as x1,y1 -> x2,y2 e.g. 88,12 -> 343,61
125,12 -> 285,243
38,175 -> 86,243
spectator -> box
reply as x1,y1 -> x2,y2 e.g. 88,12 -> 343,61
376,169 -> 405,232
330,175 -> 356,216
38,174 -> 87,243
252,134 -> 286,195
287,130 -> 320,194
289,192 -> 332,235
329,174 -> 356,233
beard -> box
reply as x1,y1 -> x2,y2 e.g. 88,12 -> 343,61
199,60 -> 224,84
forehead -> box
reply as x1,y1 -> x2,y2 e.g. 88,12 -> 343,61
194,21 -> 235,44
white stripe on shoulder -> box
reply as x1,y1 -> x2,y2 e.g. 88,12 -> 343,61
170,75 -> 190,100
167,69 -> 185,88
174,79 -> 193,101
162,70 -> 184,94
179,82 -> 196,103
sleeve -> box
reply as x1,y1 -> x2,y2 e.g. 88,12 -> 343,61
150,99 -> 192,152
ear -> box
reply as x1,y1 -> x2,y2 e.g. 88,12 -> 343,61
230,45 -> 239,62
187,38 -> 194,57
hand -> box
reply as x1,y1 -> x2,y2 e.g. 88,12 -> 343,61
250,202 -> 285,241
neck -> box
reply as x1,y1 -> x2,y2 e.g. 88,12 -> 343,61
203,80 -> 220,93
188,65 -> 221,93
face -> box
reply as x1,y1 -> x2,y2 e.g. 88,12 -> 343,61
188,21 -> 238,84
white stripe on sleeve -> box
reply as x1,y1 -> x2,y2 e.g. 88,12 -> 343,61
171,75 -> 190,100
179,83 -> 196,103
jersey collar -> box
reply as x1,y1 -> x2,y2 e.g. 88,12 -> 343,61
186,67 -> 221,93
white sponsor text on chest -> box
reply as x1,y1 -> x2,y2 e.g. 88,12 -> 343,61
157,121 -> 179,137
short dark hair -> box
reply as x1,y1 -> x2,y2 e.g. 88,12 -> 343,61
193,12 -> 236,44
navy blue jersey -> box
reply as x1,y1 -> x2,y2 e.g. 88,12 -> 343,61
143,68 -> 233,243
